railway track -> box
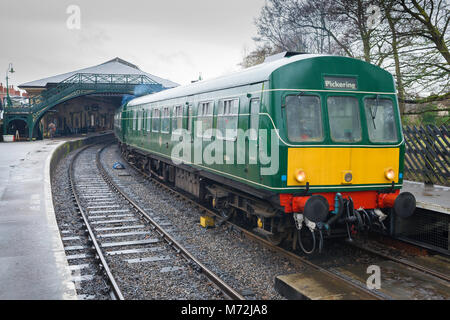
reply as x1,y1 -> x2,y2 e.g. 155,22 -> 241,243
118,144 -> 450,300
346,240 -> 450,283
65,142 -> 244,300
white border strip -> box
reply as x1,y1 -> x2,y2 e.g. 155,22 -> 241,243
45,141 -> 78,299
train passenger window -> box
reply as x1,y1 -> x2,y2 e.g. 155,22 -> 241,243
249,99 -> 260,140
137,110 -> 142,131
172,105 -> 183,132
286,95 -> 323,142
364,98 -> 397,142
197,101 -> 213,138
327,96 -> 361,142
217,98 -> 239,140
161,107 -> 170,133
146,106 -> 152,131
142,111 -> 145,131
186,105 -> 193,133
152,108 -> 160,132
132,110 -> 137,131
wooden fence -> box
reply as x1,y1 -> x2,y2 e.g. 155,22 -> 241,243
403,125 -> 450,186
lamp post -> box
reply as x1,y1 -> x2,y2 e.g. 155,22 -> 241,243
5,63 -> 15,107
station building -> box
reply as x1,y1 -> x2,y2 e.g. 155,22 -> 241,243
4,57 -> 178,140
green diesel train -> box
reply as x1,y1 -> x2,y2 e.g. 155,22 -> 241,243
115,52 -> 415,253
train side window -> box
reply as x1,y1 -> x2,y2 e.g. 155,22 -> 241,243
286,95 -> 323,142
172,105 -> 183,132
152,108 -> 160,132
197,101 -> 213,138
137,110 -> 142,131
327,96 -> 361,142
186,105 -> 193,133
129,111 -> 132,130
249,98 -> 260,140
161,107 -> 170,133
132,110 -> 137,131
217,98 -> 239,140
142,110 -> 146,131
146,106 -> 151,132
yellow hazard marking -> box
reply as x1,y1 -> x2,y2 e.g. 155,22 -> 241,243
200,215 -> 215,228
287,147 -> 400,186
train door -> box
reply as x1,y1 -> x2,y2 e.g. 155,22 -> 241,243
247,98 -> 261,181
142,109 -> 147,139
186,103 -> 194,143
120,107 -> 126,143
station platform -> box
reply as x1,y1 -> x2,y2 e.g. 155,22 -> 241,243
403,180 -> 450,215
0,138 -> 78,299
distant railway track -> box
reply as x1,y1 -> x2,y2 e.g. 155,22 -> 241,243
66,142 -> 244,300
119,144 -> 450,300
68,144 -> 124,300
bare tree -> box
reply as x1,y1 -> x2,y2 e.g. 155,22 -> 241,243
242,0 -> 449,107
239,44 -> 281,69
399,0 -> 450,64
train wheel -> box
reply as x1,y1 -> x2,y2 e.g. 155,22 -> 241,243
219,207 -> 235,220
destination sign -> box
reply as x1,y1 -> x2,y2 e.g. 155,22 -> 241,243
324,76 -> 357,90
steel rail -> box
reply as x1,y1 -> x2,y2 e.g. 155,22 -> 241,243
119,147 -> 387,300
97,143 -> 245,300
69,144 -> 125,300
347,242 -> 450,283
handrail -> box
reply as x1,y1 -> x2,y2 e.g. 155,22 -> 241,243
4,72 -> 162,114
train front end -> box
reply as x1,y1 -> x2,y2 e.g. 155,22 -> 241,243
271,56 -> 416,252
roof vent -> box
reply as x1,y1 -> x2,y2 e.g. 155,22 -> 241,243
264,51 -> 305,63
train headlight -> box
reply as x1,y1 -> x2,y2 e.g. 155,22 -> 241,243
342,171 -> 352,184
344,172 -> 352,182
385,168 -> 395,181
294,169 -> 306,183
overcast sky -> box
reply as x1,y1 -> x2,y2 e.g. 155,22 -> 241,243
0,0 -> 266,88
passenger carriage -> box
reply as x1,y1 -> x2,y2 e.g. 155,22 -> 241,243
115,52 -> 416,253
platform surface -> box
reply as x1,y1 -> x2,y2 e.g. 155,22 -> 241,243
0,139 -> 77,299
275,271 -> 376,300
403,180 -> 450,215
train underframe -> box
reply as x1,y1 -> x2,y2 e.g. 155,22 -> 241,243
120,142 -> 416,254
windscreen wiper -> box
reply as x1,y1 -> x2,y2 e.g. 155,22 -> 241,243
371,95 -> 379,129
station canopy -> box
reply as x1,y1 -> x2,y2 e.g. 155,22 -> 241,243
4,57 -> 179,140
19,57 -> 179,92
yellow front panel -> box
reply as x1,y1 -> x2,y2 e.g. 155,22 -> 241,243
287,148 -> 400,186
